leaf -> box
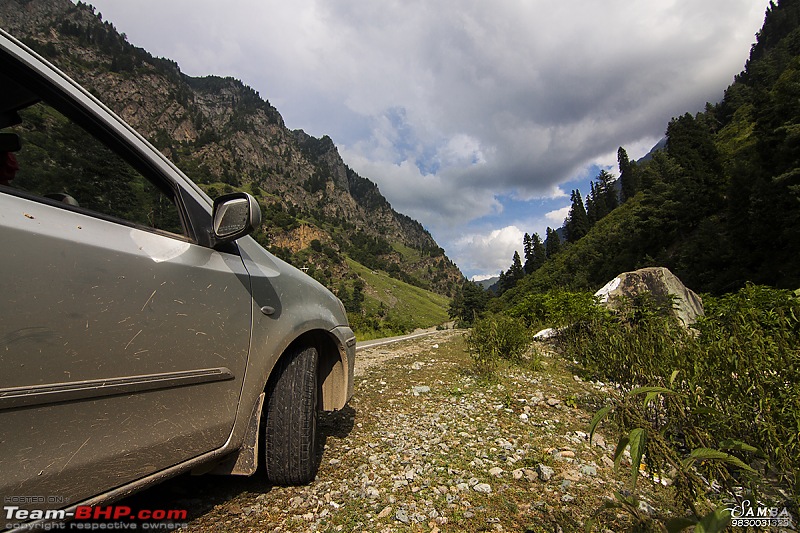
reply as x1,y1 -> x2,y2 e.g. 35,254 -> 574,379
629,385 -> 675,396
643,391 -> 662,409
628,428 -> 647,489
613,435 -> 630,471
588,404 -> 612,445
669,369 -> 680,388
682,448 -> 757,474
665,517 -> 697,533
718,439 -> 759,454
695,507 -> 731,533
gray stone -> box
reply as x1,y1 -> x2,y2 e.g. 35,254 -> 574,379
411,385 -> 430,395
594,267 -> 704,327
395,509 -> 410,524
473,483 -> 492,494
536,464 -> 554,481
579,464 -> 597,477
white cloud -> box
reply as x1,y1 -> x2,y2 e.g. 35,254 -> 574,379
545,206 -> 571,226
82,0 -> 768,276
451,226 -> 525,278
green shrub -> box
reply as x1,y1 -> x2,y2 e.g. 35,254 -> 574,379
466,314 -> 531,376
560,284 -> 799,512
509,289 -> 610,329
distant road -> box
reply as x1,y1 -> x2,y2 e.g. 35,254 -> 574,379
355,327 -> 443,351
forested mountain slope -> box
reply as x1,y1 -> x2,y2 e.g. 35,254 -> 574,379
507,0 -> 800,298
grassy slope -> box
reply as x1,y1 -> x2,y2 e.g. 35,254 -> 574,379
346,257 -> 450,340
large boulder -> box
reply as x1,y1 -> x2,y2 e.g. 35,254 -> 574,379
594,267 -> 704,327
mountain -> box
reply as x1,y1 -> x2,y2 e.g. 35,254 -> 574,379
474,276 -> 500,291
0,0 -> 464,332
636,137 -> 667,164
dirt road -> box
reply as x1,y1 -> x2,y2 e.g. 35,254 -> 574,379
113,329 -> 670,532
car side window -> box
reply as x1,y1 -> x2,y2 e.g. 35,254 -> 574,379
2,101 -> 184,237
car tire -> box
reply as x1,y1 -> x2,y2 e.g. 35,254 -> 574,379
263,344 -> 319,485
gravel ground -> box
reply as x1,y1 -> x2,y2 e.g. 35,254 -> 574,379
119,329 -> 674,532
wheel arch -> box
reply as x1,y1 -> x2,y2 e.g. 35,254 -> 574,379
282,329 -> 350,412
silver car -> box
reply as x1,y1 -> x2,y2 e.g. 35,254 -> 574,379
0,29 -> 355,525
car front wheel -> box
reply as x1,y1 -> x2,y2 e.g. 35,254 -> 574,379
263,344 -> 319,485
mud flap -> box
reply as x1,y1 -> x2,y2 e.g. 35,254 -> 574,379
209,392 -> 265,476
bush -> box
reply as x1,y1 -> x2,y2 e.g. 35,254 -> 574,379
466,314 -> 531,376
561,284 -> 799,513
509,289 -> 610,329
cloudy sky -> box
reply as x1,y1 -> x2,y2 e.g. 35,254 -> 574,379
82,0 -> 766,280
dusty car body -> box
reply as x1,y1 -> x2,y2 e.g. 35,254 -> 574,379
0,28 -> 355,526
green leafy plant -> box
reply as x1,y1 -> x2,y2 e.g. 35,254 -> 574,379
587,379 -> 760,531
465,314 -> 531,376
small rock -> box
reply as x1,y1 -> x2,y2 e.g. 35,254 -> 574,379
556,450 -> 575,459
395,509 -> 410,524
328,458 -> 341,465
377,506 -> 393,519
561,470 -> 581,482
473,483 -> 492,494
519,413 -> 529,422
488,467 -> 503,477
289,496 -> 304,508
536,464 -> 554,481
512,468 -> 524,480
638,500 -> 656,516
533,328 -> 557,339
431,344 -> 439,349
523,469 -> 538,482
411,361 -> 424,370
546,398 -> 561,407
561,494 -> 575,503
365,486 -> 380,499
463,511 -> 475,519
580,464 -> 598,477
411,385 -> 430,395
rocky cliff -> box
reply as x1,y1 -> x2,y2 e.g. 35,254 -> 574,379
0,0 -> 463,297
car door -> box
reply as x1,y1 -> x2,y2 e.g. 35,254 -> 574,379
0,99 -> 253,506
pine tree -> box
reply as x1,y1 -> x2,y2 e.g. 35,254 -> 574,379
509,251 -> 524,282
523,233 -> 534,273
531,232 -> 546,271
618,147 -> 639,201
598,169 -> 619,212
545,227 -> 561,258
565,189 -> 589,243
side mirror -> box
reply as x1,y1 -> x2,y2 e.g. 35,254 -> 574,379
211,192 -> 261,246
